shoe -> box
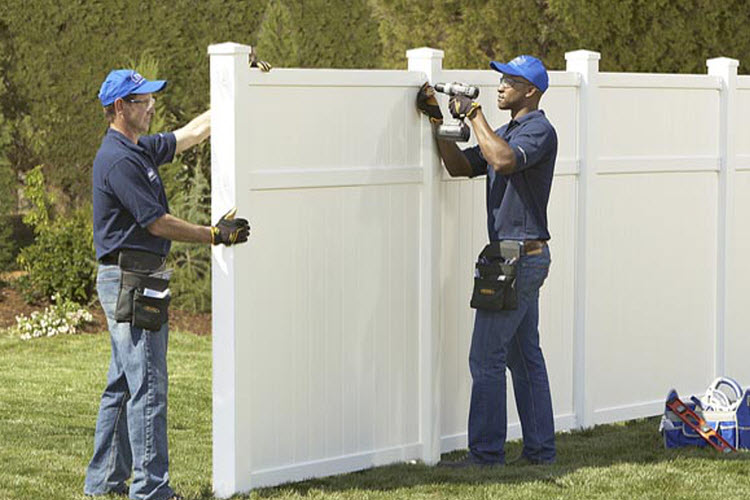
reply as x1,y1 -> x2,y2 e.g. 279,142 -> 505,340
438,455 -> 501,468
506,454 -> 554,466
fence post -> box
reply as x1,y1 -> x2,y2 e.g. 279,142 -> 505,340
565,49 -> 601,429
208,41 -> 250,498
406,47 -> 444,465
707,57 -> 739,379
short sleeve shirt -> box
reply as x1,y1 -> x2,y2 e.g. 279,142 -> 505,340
92,128 -> 176,259
463,110 -> 557,242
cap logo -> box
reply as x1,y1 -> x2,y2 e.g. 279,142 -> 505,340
130,72 -> 145,84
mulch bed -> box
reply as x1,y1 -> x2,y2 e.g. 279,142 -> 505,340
0,282 -> 211,336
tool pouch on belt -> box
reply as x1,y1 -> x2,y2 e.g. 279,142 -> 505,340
114,251 -> 171,331
470,241 -> 520,311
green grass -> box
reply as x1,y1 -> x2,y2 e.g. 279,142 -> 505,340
1,331 -> 749,500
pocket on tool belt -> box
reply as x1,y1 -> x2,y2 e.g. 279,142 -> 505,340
115,270 -> 170,330
132,289 -> 170,331
470,277 -> 518,311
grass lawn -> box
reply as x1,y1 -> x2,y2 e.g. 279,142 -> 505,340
1,330 -> 749,500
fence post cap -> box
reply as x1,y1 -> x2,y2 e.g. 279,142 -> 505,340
707,57 -> 740,68
565,50 -> 601,61
208,42 -> 252,55
406,47 -> 445,59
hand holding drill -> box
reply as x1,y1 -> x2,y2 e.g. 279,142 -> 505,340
417,81 -> 480,142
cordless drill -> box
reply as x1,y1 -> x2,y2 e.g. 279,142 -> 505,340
434,82 -> 480,142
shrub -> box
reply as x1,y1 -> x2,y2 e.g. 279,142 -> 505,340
12,292 -> 93,340
15,166 -> 95,303
163,145 -> 212,313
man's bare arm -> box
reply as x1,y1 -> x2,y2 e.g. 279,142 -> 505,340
174,110 -> 211,155
468,109 -> 516,175
147,213 -> 212,243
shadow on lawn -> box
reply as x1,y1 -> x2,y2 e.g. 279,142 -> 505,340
250,417 -> 750,498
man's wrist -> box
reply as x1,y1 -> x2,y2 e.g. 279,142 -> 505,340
467,105 -> 482,121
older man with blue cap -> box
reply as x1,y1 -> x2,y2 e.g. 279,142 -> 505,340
417,55 -> 557,468
84,69 -> 249,500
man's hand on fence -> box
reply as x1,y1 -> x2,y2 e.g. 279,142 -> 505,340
249,46 -> 272,72
211,208 -> 250,246
417,82 -> 443,125
448,95 -> 481,120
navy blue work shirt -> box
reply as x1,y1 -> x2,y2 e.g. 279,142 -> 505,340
463,110 -> 557,241
92,128 -> 176,260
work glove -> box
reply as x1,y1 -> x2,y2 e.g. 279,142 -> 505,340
249,46 -> 272,72
416,82 -> 443,124
448,94 -> 481,120
211,208 -> 250,246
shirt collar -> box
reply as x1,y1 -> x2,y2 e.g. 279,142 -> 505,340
106,127 -> 145,154
508,109 -> 545,128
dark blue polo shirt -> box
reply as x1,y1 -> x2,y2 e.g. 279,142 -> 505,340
92,128 -> 176,260
463,110 -> 557,242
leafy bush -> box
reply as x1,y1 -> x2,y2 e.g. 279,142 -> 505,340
15,166 -> 95,303
12,292 -> 93,340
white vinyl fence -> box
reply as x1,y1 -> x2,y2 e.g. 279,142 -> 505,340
209,42 -> 750,497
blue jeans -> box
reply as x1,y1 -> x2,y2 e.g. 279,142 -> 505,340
84,265 -> 174,500
468,245 -> 555,464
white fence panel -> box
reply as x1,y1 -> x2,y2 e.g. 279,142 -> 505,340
210,43 -> 746,497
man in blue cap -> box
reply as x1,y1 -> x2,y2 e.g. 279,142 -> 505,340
85,69 -> 249,499
417,55 -> 557,467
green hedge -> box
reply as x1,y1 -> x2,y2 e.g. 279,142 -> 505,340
2,0 -> 749,203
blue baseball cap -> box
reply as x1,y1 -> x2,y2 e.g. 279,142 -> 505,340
490,55 -> 549,93
98,69 -> 167,106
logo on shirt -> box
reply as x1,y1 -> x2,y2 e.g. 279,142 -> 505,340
147,168 -> 158,183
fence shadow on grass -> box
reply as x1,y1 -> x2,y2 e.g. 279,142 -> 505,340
250,417 -> 750,498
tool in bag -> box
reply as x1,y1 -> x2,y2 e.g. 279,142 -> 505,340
664,390 -> 735,453
660,377 -> 750,451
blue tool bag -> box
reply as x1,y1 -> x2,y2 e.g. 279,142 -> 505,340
660,377 -> 750,450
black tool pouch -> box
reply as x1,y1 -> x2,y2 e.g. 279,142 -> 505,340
132,288 -> 171,331
115,270 -> 171,331
470,242 -> 519,311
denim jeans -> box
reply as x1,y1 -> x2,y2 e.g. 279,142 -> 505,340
84,264 -> 174,500
468,245 -> 555,464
